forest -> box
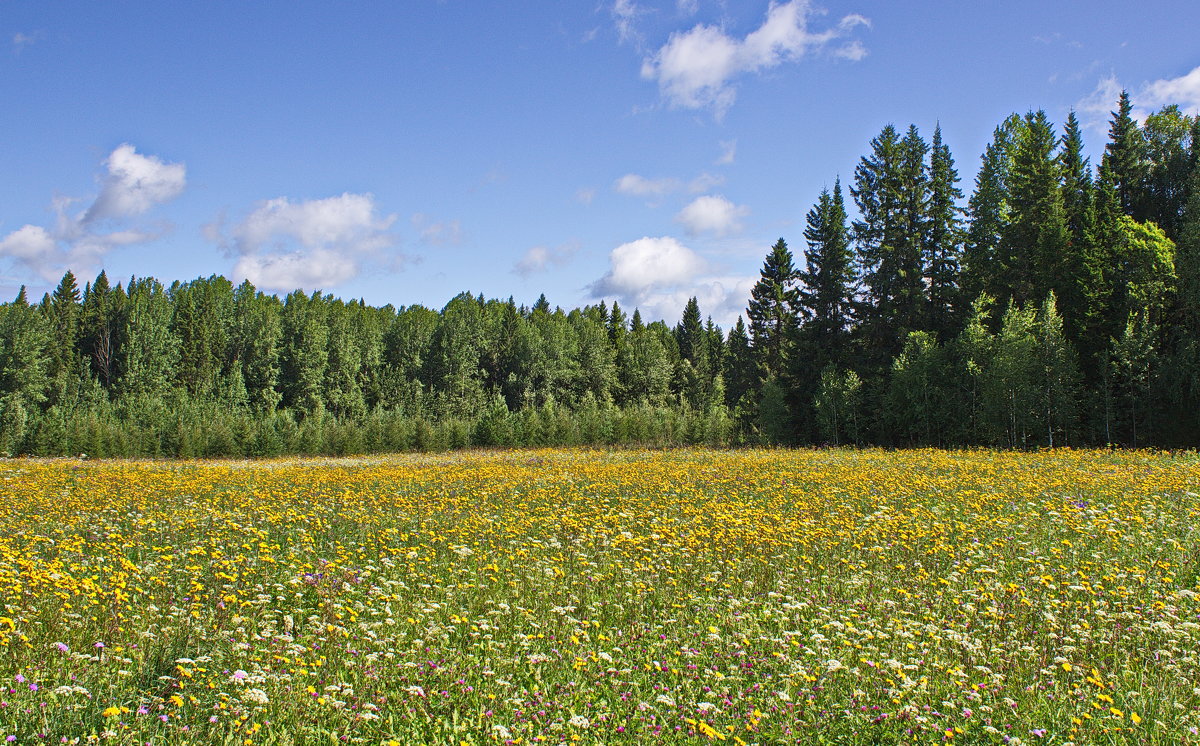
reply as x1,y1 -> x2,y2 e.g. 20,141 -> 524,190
0,90 -> 1196,456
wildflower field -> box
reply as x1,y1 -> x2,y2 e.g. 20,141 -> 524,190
1,449 -> 1199,745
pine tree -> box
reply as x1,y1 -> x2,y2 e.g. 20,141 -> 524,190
746,238 -> 800,381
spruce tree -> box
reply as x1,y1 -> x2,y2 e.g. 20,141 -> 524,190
746,238 -> 800,381
1000,111 -> 1070,310
852,124 -> 928,362
674,297 -> 710,408
1102,90 -> 1149,220
1058,110 -> 1096,342
926,125 -> 965,339
44,271 -> 82,404
962,119 -> 1017,311
723,317 -> 755,412
798,179 -> 855,363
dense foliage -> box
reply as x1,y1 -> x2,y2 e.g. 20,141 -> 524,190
0,91 -> 1196,454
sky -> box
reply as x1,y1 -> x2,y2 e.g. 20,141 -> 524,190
1,1 -> 1199,328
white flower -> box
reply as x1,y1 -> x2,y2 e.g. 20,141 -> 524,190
569,715 -> 591,728
241,688 -> 269,705
656,694 -> 676,707
405,685 -> 426,697
826,658 -> 845,672
492,725 -> 512,739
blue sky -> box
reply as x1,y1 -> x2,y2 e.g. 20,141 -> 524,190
2,1 -> 1198,327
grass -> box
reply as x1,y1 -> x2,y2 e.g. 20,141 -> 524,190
0,447 -> 1198,744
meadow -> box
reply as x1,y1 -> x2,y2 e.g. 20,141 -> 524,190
1,448 -> 1198,745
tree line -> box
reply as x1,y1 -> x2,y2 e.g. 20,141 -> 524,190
0,90 -> 1196,456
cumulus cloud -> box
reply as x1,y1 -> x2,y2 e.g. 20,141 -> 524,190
216,193 -> 398,291
589,235 -> 758,325
640,0 -> 869,117
83,144 -> 186,223
633,274 -> 757,326
675,195 -> 749,236
1078,66 -> 1200,130
233,249 -> 360,291
0,144 -> 184,281
590,236 -> 707,302
513,241 -> 580,278
1142,65 -> 1200,115
0,226 -> 57,274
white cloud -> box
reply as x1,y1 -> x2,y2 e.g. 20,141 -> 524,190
233,249 -> 360,291
1077,66 -> 1200,131
614,171 -> 723,201
575,187 -> 597,205
513,241 -> 580,277
411,213 -> 464,247
0,226 -> 57,278
217,193 -> 397,291
12,31 -> 42,53
590,236 -> 707,302
634,274 -> 757,326
229,193 -> 395,255
614,173 -> 682,198
640,0 -> 869,117
83,144 -> 186,223
677,0 -> 698,16
612,0 -> 643,45
687,172 -> 725,193
1142,65 -> 1200,115
833,39 -> 867,61
716,139 -> 737,165
1076,74 -> 1124,129
675,195 -> 749,236
589,236 -> 757,326
0,144 -> 183,281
